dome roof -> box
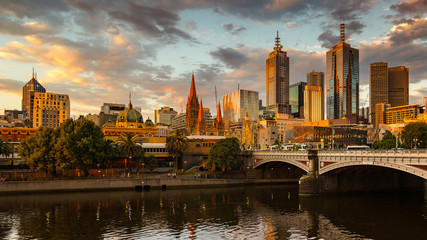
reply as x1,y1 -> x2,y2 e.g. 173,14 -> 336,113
117,102 -> 143,123
145,118 -> 154,127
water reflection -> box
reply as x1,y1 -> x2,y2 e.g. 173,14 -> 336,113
0,186 -> 425,239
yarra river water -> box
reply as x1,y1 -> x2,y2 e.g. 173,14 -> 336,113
0,185 -> 426,240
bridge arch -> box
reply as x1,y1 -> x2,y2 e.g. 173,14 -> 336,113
319,161 -> 427,180
254,158 -> 309,173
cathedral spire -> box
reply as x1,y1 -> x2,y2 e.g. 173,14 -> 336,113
189,73 -> 197,99
216,101 -> 222,122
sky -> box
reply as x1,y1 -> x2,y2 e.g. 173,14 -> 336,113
0,0 -> 426,120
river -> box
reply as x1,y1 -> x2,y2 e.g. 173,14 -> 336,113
0,185 -> 425,239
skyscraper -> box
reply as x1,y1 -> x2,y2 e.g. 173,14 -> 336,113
388,66 -> 409,108
307,70 -> 325,120
30,92 -> 70,128
326,23 -> 359,123
266,31 -> 290,114
369,62 -> 388,126
22,69 -> 46,116
289,82 -> 306,118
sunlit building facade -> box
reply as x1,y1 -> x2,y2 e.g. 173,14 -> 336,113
388,66 -> 409,108
223,89 -> 259,123
304,86 -> 322,123
22,71 -> 46,117
30,92 -> 70,128
266,31 -> 290,114
307,70 -> 325,120
154,106 -> 178,125
369,62 -> 388,126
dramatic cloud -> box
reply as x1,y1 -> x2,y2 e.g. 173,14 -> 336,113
108,2 -> 194,43
390,0 -> 427,16
222,24 -> 247,34
210,47 -> 249,69
317,30 -> 338,49
388,18 -> 427,45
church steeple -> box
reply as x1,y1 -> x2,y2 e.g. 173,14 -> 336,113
215,101 -> 225,136
186,73 -> 200,133
197,99 -> 207,135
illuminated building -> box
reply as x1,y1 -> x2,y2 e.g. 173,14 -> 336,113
326,22 -> 359,123
386,104 -> 421,124
266,31 -> 290,114
375,103 -> 390,127
289,82 -> 306,118
307,70 -> 325,119
0,126 -> 37,142
22,69 -> 46,117
304,86 -> 322,123
223,89 -> 259,123
30,92 -> 70,128
186,74 -> 199,133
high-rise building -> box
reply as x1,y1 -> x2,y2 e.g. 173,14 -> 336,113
30,92 -> 70,128
22,69 -> 46,116
388,66 -> 409,107
154,106 -> 178,125
326,23 -> 359,123
223,89 -> 259,122
266,31 -> 290,114
289,82 -> 306,118
369,62 -> 388,126
304,86 -> 322,123
307,70 -> 325,119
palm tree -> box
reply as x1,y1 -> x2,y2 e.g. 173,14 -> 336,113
116,133 -> 144,170
166,129 -> 188,170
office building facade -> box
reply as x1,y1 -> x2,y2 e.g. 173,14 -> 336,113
369,62 -> 388,126
223,89 -> 259,123
304,86 -> 322,123
289,82 -> 306,118
307,70 -> 325,120
388,66 -> 409,108
155,106 -> 178,125
266,31 -> 290,114
22,71 -> 46,116
30,92 -> 70,128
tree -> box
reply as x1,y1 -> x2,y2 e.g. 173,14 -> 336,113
19,127 -> 58,175
206,138 -> 241,171
144,155 -> 158,172
372,131 -> 396,149
0,139 -> 12,158
55,118 -> 106,175
116,132 -> 144,170
166,129 -> 188,170
401,122 -> 427,149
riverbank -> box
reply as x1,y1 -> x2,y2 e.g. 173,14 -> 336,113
0,176 -> 298,194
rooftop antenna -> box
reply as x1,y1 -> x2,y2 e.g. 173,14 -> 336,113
340,12 -> 345,43
275,30 -> 280,48
32,66 -> 34,79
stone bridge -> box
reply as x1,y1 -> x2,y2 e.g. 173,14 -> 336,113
252,150 -> 427,180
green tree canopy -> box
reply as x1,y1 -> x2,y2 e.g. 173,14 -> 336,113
401,122 -> 427,149
206,138 -> 241,171
166,129 -> 188,170
19,127 -> 58,174
372,131 -> 396,149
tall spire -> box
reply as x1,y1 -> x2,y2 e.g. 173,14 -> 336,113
216,101 -> 222,122
189,73 -> 197,99
32,67 -> 35,79
340,13 -> 345,43
197,98 -> 207,134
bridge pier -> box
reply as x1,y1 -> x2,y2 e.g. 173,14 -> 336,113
299,150 -> 320,196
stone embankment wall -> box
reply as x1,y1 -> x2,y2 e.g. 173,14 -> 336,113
0,177 -> 297,194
